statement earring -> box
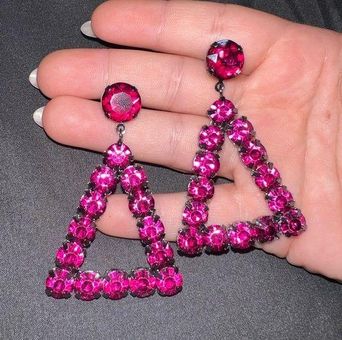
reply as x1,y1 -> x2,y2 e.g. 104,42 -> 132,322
177,40 -> 306,255
45,83 -> 183,300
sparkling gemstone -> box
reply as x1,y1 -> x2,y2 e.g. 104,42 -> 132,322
227,117 -> 254,145
203,224 -> 229,253
267,185 -> 293,212
129,268 -> 156,298
206,39 -> 244,79
207,99 -> 236,125
199,125 -> 225,151
121,165 -> 147,193
128,189 -> 155,217
193,151 -> 220,178
102,269 -> 129,300
79,190 -> 106,219
74,271 -> 102,301
254,163 -> 281,192
55,242 -> 85,269
138,215 -> 165,244
177,227 -> 204,256
278,208 -> 306,237
102,82 -> 142,122
67,216 -> 96,247
240,139 -> 267,169
227,222 -> 255,250
187,176 -> 214,201
255,216 -> 278,242
89,165 -> 117,194
45,268 -> 74,299
104,143 -> 132,169
146,241 -> 174,269
182,200 -> 208,226
156,266 -> 183,296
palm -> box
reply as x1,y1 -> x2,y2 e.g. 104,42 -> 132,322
33,0 -> 342,280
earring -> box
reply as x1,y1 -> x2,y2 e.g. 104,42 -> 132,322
45,83 -> 183,300
177,40 -> 306,256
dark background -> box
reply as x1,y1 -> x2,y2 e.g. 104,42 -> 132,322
0,0 -> 341,339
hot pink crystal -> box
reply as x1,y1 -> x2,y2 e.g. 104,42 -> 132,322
227,117 -> 254,145
74,271 -> 102,301
121,165 -> 147,193
67,216 -> 96,247
240,139 -> 267,169
278,208 -> 306,237
199,125 -> 225,151
203,224 -> 229,253
138,215 -> 165,244
45,268 -> 74,299
207,99 -> 236,125
128,189 -> 155,217
102,82 -> 142,122
146,241 -> 174,269
102,269 -> 129,300
129,268 -> 156,298
193,151 -> 220,178
187,176 -> 214,201
182,200 -> 208,226
55,242 -> 85,269
104,143 -> 132,169
227,222 -> 254,250
267,185 -> 293,212
177,227 -> 204,256
206,39 -> 244,80
156,266 -> 183,296
79,190 -> 106,219
255,216 -> 277,242
254,163 -> 281,192
89,165 -> 117,194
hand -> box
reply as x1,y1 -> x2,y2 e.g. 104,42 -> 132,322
31,0 -> 342,281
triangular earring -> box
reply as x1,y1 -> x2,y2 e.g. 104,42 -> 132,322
45,83 -> 183,300
177,40 -> 306,256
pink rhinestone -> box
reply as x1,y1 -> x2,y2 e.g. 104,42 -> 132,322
182,200 -> 208,226
227,117 -> 254,145
278,208 -> 306,237
79,190 -> 106,219
121,165 -> 147,193
227,222 -> 254,250
67,216 -> 96,247
129,268 -> 156,298
45,268 -> 74,299
204,225 -> 229,253
156,266 -> 183,296
240,139 -> 267,169
89,165 -> 117,194
267,185 -> 293,212
193,151 -> 220,178
208,99 -> 236,125
254,163 -> 281,192
138,215 -> 165,244
102,82 -> 142,122
74,271 -> 102,301
146,241 -> 174,269
102,270 -> 129,300
187,176 -> 214,201
206,39 -> 244,80
128,189 -> 155,217
177,227 -> 204,256
55,242 -> 85,269
104,143 -> 132,169
255,216 -> 278,242
199,125 -> 224,152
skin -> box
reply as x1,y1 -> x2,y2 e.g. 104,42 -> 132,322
34,0 -> 342,281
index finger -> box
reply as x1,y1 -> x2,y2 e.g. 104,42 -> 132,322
91,0 -> 289,74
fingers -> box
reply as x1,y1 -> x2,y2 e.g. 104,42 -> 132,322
91,0 -> 289,74
41,96 -> 238,177
37,48 -> 246,114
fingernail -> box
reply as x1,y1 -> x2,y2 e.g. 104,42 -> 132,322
80,21 -> 97,38
29,68 -> 38,88
33,106 -> 44,128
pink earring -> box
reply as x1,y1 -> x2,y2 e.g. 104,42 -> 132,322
177,40 -> 306,255
45,83 -> 183,300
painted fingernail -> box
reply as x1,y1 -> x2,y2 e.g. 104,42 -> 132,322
33,107 -> 44,128
29,68 -> 38,88
80,21 -> 97,38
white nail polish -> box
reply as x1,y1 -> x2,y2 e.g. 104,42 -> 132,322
29,68 -> 38,88
33,107 -> 44,128
80,21 -> 97,38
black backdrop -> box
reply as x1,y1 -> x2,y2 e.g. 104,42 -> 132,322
0,1 -> 341,339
